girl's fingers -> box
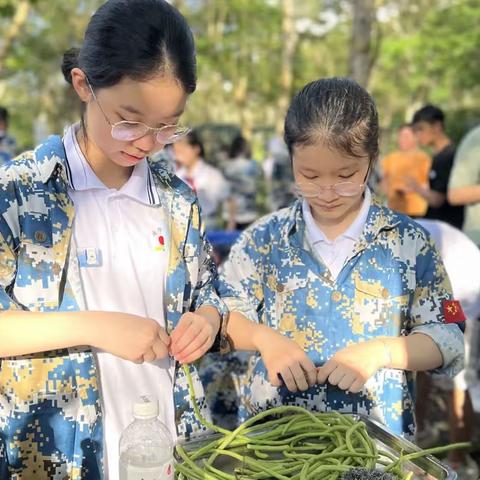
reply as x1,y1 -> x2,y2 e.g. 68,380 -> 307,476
177,336 -> 211,364
170,314 -> 194,345
174,331 -> 210,362
158,328 -> 171,347
289,362 -> 309,392
299,357 -> 317,387
349,378 -> 366,393
171,322 -> 203,356
337,372 -> 356,391
317,361 -> 337,384
327,366 -> 346,386
142,348 -> 156,363
279,366 -> 297,392
267,369 -> 282,387
152,338 -> 169,360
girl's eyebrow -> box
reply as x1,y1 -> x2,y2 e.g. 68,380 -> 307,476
119,104 -> 143,115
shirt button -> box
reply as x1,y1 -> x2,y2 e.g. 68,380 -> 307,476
381,288 -> 390,299
331,291 -> 342,302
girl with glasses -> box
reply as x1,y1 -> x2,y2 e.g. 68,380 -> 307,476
210,77 -> 464,439
0,1 -> 227,478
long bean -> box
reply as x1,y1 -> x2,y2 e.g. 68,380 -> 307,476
175,364 -> 471,480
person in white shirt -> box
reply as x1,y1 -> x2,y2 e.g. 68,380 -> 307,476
0,1 -> 226,479
415,219 -> 480,479
174,130 -> 230,231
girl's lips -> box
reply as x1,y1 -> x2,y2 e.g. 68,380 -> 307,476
121,151 -> 144,161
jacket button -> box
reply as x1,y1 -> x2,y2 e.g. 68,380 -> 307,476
331,291 -> 342,302
34,231 -> 47,243
381,288 -> 390,299
276,284 -> 285,293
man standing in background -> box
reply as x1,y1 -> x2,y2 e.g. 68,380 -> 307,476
408,105 -> 464,229
448,125 -> 480,247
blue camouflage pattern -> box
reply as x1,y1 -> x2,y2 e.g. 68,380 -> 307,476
211,197 -> 464,438
0,135 -> 226,479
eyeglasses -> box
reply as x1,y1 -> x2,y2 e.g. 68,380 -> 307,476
294,181 -> 366,198
294,160 -> 372,198
86,78 -> 190,144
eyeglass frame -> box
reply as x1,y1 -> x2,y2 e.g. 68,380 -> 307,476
84,76 -> 190,144
294,158 -> 373,198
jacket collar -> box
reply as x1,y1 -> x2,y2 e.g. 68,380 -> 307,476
34,134 -> 196,203
285,195 -> 401,249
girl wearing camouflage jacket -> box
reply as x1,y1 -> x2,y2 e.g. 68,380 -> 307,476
0,1 -> 227,478
216,78 -> 464,439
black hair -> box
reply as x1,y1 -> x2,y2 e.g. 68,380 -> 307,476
229,135 -> 250,158
184,130 -> 205,158
61,0 -> 196,93
284,77 -> 379,162
412,105 -> 445,127
0,106 -> 8,125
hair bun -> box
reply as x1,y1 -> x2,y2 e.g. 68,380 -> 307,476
61,48 -> 81,84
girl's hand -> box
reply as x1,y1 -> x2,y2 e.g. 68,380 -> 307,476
255,327 -> 317,393
170,307 -> 220,364
316,340 -> 387,393
90,312 -> 170,363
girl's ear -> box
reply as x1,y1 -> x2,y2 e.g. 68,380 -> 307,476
71,68 -> 92,103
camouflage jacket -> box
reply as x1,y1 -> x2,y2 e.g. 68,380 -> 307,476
216,197 -> 464,438
0,136 -> 226,479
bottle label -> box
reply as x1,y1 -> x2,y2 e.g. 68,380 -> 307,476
119,461 -> 173,480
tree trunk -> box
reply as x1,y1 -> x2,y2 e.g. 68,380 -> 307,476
276,0 -> 297,134
348,0 -> 375,88
0,1 -> 32,75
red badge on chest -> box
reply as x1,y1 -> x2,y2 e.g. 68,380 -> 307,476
443,300 -> 466,324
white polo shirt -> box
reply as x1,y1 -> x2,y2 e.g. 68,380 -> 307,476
302,189 -> 372,281
176,159 -> 230,229
63,125 -> 176,479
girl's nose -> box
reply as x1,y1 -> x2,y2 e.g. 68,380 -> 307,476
317,185 -> 338,201
132,132 -> 157,154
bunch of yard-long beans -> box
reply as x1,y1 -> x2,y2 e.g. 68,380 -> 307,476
175,365 -> 470,480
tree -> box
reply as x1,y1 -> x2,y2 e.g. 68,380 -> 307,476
348,0 -> 376,87
0,1 -> 32,76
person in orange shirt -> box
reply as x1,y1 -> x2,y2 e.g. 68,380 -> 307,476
381,124 -> 431,217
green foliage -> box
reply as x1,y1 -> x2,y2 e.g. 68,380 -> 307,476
0,0 -> 479,152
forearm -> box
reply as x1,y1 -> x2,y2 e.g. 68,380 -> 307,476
448,185 -> 480,206
380,333 -> 443,371
0,310 -> 97,357
416,185 -> 446,208
226,311 -> 273,351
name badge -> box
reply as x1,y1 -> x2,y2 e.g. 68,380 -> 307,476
77,248 -> 103,267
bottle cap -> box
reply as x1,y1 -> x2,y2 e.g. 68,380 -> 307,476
133,395 -> 159,419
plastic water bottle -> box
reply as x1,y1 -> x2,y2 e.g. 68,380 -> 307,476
119,396 -> 174,480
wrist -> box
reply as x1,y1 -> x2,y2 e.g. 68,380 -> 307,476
196,305 -> 221,333
252,324 -> 276,352
374,338 -> 393,368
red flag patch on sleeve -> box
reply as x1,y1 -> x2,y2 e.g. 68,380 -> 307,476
443,300 -> 466,324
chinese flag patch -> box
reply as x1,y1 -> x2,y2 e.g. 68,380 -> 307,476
443,300 -> 466,324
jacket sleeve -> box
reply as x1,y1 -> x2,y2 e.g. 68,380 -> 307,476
187,202 -> 229,352
0,164 -> 23,311
216,228 -> 265,324
409,233 -> 464,377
